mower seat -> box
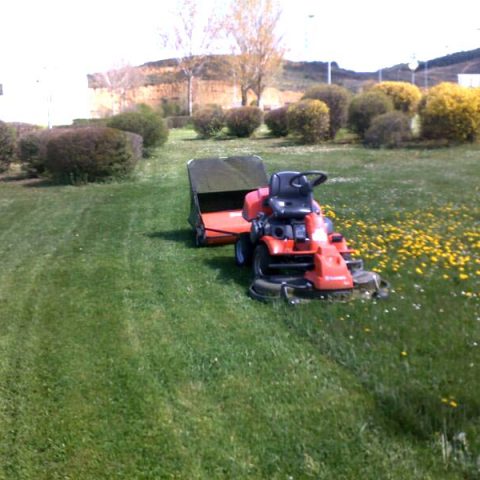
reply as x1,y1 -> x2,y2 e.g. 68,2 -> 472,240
268,171 -> 314,219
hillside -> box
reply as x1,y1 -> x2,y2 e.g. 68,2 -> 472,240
276,47 -> 480,91
88,48 -> 480,93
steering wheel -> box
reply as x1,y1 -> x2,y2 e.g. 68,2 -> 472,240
289,171 -> 328,189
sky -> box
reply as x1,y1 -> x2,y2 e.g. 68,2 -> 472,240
1,0 -> 479,125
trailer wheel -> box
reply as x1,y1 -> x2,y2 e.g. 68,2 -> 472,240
235,233 -> 254,266
195,227 -> 206,247
253,244 -> 273,277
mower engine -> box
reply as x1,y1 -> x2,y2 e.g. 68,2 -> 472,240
234,170 -> 389,303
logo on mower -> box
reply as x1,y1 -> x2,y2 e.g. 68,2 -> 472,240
325,275 -> 348,281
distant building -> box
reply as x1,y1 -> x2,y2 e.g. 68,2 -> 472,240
458,74 -> 480,87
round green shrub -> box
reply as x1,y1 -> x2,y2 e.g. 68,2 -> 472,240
192,105 -> 225,137
18,129 -> 67,177
419,82 -> 480,142
0,121 -> 16,173
302,84 -> 351,139
364,111 -> 413,148
107,106 -> 168,151
372,81 -> 421,116
287,99 -> 330,144
264,107 -> 289,137
348,91 -> 393,137
45,127 -> 140,184
226,106 -> 263,137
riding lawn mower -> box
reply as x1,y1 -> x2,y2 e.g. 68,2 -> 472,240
187,156 -> 389,303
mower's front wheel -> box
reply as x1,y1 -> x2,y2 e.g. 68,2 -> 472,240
235,233 -> 254,266
253,244 -> 274,277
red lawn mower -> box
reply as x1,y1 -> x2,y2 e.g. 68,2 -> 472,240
188,157 -> 389,303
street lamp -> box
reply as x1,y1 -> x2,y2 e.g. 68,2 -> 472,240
307,14 -> 332,84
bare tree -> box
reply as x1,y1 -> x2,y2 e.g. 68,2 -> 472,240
160,0 -> 219,116
99,64 -> 143,114
224,0 -> 284,106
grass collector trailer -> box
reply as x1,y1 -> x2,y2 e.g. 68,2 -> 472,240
187,156 -> 268,246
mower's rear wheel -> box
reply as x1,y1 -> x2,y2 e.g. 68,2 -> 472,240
235,233 -> 254,266
253,244 -> 274,277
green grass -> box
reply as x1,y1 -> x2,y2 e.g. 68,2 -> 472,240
0,128 -> 479,479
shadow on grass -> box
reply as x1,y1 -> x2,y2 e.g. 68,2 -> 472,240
22,179 -> 57,188
146,229 -> 251,288
203,255 -> 252,288
145,228 -> 195,247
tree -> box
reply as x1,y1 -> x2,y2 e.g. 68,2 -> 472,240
223,0 -> 284,106
98,64 -> 143,115
160,0 -> 218,116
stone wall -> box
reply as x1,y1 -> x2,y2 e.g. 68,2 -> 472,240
88,71 -> 303,117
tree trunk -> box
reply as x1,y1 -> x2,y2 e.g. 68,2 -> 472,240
253,78 -> 264,108
240,86 -> 249,106
187,75 -> 193,116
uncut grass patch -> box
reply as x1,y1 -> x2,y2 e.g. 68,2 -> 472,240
0,129 -> 478,479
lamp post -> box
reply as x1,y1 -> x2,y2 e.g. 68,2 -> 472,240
306,14 -> 315,62
307,13 -> 332,84
408,56 -> 419,85
424,60 -> 429,88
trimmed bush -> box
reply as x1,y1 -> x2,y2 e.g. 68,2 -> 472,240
19,129 -> 66,177
226,107 -> 263,137
107,106 -> 168,152
348,91 -> 393,137
45,127 -> 141,184
124,132 -> 143,161
419,82 -> 480,142
364,111 -> 413,148
302,84 -> 351,139
72,118 -> 109,127
372,81 -> 421,116
8,122 -> 41,139
166,116 -> 192,129
192,105 -> 225,137
0,121 -> 16,173
287,99 -> 330,144
264,107 -> 289,137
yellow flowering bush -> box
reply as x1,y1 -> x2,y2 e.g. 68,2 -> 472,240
419,82 -> 480,142
287,99 -> 330,144
372,81 -> 422,116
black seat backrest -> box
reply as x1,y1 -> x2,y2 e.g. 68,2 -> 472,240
268,171 -> 313,219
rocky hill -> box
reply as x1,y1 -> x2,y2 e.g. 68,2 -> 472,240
89,48 -> 480,92
276,48 -> 480,91
87,48 -> 480,116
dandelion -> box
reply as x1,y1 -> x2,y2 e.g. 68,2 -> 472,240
459,273 -> 469,280
449,400 -> 458,408
400,351 -> 408,357
415,267 -> 423,275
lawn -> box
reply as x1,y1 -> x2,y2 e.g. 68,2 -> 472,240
0,128 -> 479,479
